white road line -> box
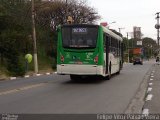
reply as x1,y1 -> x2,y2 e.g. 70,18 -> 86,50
147,88 -> 152,93
150,76 -> 154,78
146,94 -> 153,101
24,75 -> 30,78
152,71 -> 155,73
151,73 -> 154,76
46,73 -> 50,75
36,74 -> 41,76
0,89 -> 19,95
149,83 -> 153,86
0,83 -> 45,96
54,72 -> 57,74
142,109 -> 149,116
19,83 -> 44,91
10,77 -> 16,80
150,78 -> 153,81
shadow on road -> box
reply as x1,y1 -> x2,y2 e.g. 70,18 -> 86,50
62,76 -> 106,84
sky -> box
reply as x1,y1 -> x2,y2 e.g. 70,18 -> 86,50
88,0 -> 160,39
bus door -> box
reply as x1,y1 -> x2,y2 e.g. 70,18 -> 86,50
105,34 -> 110,74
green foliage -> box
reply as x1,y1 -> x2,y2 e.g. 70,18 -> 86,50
34,1 -> 100,71
0,0 -> 100,76
0,0 -> 33,76
1,30 -> 26,76
36,0 -> 100,28
122,37 -> 157,62
6,54 -> 25,77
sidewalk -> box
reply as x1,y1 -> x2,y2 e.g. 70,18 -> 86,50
143,62 -> 160,114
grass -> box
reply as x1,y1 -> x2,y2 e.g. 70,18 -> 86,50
25,55 -> 55,75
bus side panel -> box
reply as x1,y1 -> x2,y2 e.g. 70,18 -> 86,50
121,42 -> 124,68
57,27 -> 62,65
105,35 -> 110,74
97,26 -> 105,75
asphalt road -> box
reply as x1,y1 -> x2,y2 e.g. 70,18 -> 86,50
0,61 -> 154,114
143,62 -> 160,114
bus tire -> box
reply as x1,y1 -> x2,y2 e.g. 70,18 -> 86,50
116,69 -> 120,74
106,63 -> 111,80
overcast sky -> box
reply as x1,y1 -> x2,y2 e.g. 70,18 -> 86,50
88,0 -> 160,39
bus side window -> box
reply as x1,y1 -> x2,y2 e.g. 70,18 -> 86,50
119,41 -> 121,56
87,39 -> 93,46
111,37 -> 115,53
105,34 -> 110,53
109,36 -> 111,52
103,33 -> 106,52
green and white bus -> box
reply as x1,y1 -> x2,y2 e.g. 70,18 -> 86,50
57,24 -> 123,80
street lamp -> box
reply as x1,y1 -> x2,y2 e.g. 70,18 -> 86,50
107,21 -> 116,28
109,21 -> 116,24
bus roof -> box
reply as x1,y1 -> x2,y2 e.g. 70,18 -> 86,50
101,25 -> 123,41
61,24 -> 99,28
60,24 -> 123,41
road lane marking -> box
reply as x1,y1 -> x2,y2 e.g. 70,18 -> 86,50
150,78 -> 153,81
149,83 -> 153,86
150,76 -> 154,78
24,75 -> 30,78
146,94 -> 153,101
142,109 -> 149,116
0,89 -> 19,95
36,74 -> 41,76
147,88 -> 152,93
0,83 -> 45,96
46,73 -> 50,75
10,77 -> 16,80
151,73 -> 154,76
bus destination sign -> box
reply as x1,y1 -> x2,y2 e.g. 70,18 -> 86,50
72,28 -> 87,34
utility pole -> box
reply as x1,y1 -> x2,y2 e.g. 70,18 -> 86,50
155,12 -> 160,53
127,32 -> 130,63
32,0 -> 38,73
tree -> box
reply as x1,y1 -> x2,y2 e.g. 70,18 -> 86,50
35,0 -> 100,63
0,0 -> 101,76
142,37 -> 158,57
35,0 -> 100,29
0,0 -> 33,76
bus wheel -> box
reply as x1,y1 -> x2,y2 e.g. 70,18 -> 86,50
106,63 -> 111,80
70,75 -> 81,81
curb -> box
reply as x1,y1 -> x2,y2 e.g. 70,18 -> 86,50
10,77 -> 17,80
124,65 -> 154,114
0,72 -> 57,81
0,78 -> 5,81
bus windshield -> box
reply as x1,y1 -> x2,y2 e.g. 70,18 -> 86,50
62,26 -> 98,49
